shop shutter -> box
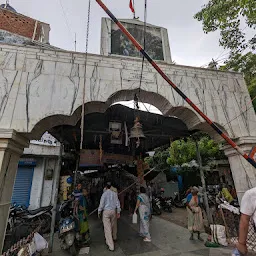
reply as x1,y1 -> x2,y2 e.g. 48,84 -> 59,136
11,167 -> 34,208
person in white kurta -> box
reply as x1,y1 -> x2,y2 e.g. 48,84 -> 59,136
98,183 -> 121,251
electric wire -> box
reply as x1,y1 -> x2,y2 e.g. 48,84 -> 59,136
222,96 -> 256,129
58,0 -> 75,49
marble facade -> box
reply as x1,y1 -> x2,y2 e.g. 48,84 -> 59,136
0,41 -> 255,251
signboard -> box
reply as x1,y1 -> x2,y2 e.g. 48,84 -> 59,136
18,158 -> 36,166
30,132 -> 58,146
111,21 -> 164,60
79,150 -> 134,166
109,122 -> 122,145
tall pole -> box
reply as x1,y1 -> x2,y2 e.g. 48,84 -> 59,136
73,155 -> 80,186
95,0 -> 256,169
48,143 -> 63,253
195,139 -> 213,224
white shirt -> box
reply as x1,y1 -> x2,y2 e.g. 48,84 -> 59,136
240,187 -> 256,224
98,189 -> 121,213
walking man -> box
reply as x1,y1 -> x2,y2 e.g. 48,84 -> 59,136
98,182 -> 121,251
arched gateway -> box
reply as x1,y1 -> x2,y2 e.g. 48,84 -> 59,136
0,17 -> 255,252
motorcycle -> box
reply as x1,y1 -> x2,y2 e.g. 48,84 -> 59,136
173,192 -> 186,208
18,205 -> 53,234
152,197 -> 162,215
58,200 -> 86,256
4,204 -> 52,252
159,197 -> 173,213
8,204 -> 52,234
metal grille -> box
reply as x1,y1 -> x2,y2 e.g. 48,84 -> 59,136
213,207 -> 256,252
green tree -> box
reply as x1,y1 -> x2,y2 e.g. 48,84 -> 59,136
167,136 -> 225,167
145,146 -> 170,172
194,0 -> 256,55
145,136 -> 225,176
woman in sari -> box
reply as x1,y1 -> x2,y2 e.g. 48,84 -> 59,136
78,188 -> 90,244
134,187 -> 151,242
186,186 -> 204,241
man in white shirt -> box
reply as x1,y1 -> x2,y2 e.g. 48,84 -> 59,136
236,187 -> 256,254
98,182 -> 121,251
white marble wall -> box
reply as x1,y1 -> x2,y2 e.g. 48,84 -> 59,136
0,43 -> 255,141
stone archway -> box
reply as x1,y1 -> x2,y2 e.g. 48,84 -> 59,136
0,43 -> 256,252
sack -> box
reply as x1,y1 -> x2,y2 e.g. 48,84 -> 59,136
132,213 -> 138,224
210,224 -> 228,246
34,232 -> 48,252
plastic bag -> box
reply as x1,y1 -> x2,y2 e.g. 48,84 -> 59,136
34,232 -> 48,252
210,224 -> 228,246
132,213 -> 138,224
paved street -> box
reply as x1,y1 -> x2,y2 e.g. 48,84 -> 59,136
47,214 -> 237,256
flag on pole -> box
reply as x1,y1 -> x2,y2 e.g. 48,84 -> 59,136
129,0 -> 135,13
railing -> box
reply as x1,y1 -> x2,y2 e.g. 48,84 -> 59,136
213,204 -> 256,252
2,226 -> 41,256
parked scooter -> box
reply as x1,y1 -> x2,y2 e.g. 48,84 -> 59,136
58,200 -> 86,256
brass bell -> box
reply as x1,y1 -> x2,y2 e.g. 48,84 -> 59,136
129,117 -> 145,139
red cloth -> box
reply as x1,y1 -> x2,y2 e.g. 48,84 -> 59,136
129,0 -> 135,13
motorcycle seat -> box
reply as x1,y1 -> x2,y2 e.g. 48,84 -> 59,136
27,206 -> 52,215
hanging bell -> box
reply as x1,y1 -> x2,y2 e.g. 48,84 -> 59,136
129,117 -> 146,139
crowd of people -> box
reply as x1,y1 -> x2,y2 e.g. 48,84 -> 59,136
69,181 -> 152,252
69,181 -> 256,255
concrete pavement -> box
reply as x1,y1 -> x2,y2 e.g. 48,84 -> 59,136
47,214 -> 237,256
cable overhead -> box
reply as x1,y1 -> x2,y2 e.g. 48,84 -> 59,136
222,96 -> 256,129
58,0 -> 76,50
137,0 -> 150,113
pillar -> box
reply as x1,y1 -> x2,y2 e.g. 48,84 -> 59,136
0,129 -> 29,253
224,136 -> 256,203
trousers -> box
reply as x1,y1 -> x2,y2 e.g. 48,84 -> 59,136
102,210 -> 117,250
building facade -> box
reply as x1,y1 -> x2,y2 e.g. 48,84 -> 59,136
11,132 -> 60,209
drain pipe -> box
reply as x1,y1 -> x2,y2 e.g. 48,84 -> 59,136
48,143 -> 63,253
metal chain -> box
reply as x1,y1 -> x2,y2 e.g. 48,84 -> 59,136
80,0 -> 91,150
138,0 -> 147,97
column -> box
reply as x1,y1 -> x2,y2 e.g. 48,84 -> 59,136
0,129 -> 29,253
224,136 -> 256,203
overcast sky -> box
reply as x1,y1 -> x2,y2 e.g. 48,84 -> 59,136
8,0 -> 231,67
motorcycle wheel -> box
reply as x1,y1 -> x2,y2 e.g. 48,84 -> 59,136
41,214 -> 51,234
70,243 -> 77,256
153,207 -> 162,215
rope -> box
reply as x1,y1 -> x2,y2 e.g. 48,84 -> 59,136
138,0 -> 147,100
80,0 -> 91,150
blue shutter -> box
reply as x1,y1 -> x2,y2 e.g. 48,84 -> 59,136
11,167 -> 34,208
